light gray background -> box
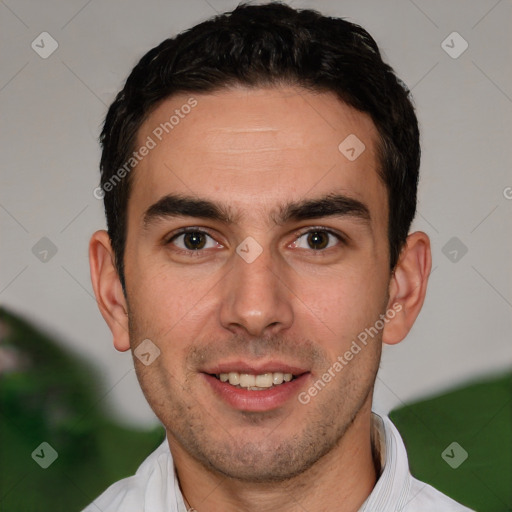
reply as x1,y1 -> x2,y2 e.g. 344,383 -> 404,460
1,0 -> 511,427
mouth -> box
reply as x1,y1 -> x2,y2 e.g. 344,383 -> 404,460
201,363 -> 310,412
212,371 -> 297,390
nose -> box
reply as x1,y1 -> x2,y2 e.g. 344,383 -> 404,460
219,241 -> 294,338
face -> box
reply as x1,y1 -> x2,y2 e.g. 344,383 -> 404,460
122,85 -> 392,482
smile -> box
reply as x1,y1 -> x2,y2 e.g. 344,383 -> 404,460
203,369 -> 309,412
215,371 -> 295,390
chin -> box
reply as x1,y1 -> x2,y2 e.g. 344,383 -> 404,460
187,430 -> 335,484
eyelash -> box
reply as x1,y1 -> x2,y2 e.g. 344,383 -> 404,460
165,226 -> 346,257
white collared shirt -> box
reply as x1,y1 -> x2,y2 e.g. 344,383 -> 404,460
82,413 -> 474,512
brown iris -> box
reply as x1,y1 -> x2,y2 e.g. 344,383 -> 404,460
183,232 -> 207,250
306,231 -> 329,250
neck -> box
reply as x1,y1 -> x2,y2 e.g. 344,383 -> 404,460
170,404 -> 379,512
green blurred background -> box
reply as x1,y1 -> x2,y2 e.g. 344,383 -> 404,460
0,306 -> 510,511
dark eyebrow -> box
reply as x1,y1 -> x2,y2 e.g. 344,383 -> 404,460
143,194 -> 237,228
275,192 -> 370,225
143,192 -> 371,229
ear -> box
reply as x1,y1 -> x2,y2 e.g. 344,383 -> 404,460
89,230 -> 131,351
382,231 -> 431,345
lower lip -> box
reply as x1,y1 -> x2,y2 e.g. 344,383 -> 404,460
203,373 -> 310,412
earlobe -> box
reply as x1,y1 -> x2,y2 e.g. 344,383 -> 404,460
89,230 -> 131,352
382,231 -> 432,345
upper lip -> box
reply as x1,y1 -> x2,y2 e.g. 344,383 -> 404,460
202,360 -> 310,376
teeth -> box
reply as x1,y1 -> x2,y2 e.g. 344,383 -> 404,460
228,372 -> 240,385
218,371 -> 294,389
239,373 -> 255,387
273,372 -> 284,385
255,373 -> 273,387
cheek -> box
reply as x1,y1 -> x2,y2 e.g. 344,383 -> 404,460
126,261 -> 218,362
129,256 -> 189,309
298,262 -> 389,352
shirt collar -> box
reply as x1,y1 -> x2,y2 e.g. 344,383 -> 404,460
359,412 -> 412,511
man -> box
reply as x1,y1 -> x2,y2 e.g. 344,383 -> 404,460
86,2 -> 474,511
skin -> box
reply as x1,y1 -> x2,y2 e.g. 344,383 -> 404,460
89,85 -> 431,512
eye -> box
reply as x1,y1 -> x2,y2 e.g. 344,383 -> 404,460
291,229 -> 343,251
165,227 -> 344,255
167,229 -> 222,253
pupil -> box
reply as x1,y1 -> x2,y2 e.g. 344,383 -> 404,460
184,232 -> 206,250
308,231 -> 328,250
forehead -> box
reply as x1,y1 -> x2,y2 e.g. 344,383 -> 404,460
129,85 -> 386,229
